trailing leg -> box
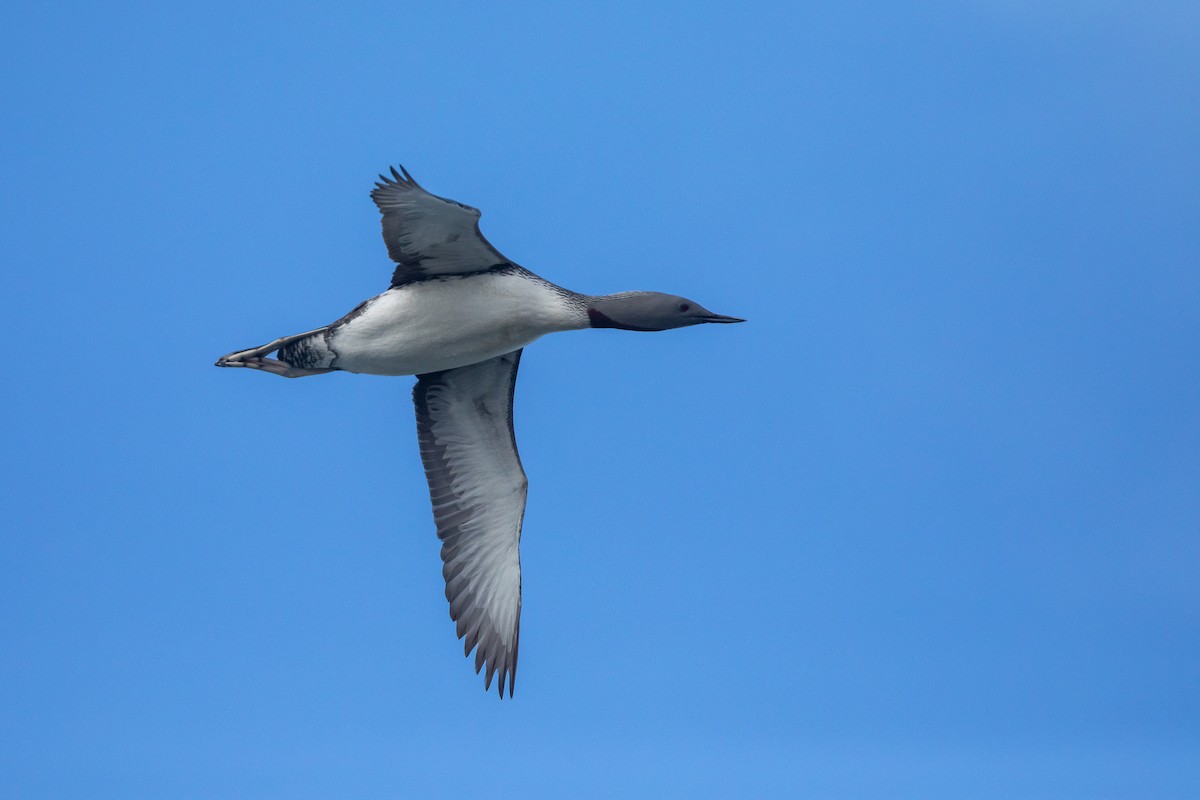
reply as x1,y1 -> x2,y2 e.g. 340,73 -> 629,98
215,327 -> 336,378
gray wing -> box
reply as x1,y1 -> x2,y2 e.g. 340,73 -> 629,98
371,166 -> 511,287
413,350 -> 526,697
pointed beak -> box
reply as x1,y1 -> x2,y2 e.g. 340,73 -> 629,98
699,314 -> 745,324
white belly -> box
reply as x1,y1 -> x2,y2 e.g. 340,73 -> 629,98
328,273 -> 584,376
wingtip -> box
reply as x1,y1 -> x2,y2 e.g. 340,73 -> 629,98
494,668 -> 514,699
478,657 -> 516,699
374,163 -> 422,192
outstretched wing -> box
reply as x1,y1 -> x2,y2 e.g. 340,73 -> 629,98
412,351 -> 526,697
371,166 -> 511,287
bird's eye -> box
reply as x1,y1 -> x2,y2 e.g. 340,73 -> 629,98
679,303 -> 690,312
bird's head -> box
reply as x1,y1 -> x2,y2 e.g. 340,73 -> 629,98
586,291 -> 744,331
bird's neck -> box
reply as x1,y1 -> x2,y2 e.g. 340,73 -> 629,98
584,292 -> 657,331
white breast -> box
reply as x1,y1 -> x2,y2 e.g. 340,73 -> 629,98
329,273 -> 586,376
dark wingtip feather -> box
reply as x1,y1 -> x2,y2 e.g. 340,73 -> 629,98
375,164 -> 421,192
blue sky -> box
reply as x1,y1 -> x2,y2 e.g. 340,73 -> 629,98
2,1 -> 1197,797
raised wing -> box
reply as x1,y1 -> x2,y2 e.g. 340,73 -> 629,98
412,351 -> 526,697
371,166 -> 510,287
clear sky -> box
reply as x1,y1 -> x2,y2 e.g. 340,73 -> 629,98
2,1 -> 1197,797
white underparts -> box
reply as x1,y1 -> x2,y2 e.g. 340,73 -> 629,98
322,273 -> 588,376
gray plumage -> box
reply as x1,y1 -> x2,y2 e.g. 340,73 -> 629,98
414,351 -> 525,697
371,166 -> 508,286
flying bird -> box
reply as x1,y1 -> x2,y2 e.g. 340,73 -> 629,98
216,165 -> 743,696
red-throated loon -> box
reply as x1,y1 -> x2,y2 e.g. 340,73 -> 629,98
216,165 -> 743,697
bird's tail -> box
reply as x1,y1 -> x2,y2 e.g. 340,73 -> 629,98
277,328 -> 335,370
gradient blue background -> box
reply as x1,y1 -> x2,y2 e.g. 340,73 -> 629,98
2,1 -> 1197,797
